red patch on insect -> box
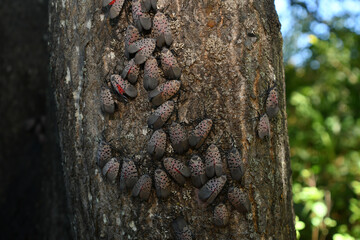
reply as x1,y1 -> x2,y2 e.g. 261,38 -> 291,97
116,84 -> 125,94
127,66 -> 133,76
174,167 -> 181,175
109,0 -> 116,5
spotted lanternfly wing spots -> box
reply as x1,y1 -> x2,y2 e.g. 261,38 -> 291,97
266,88 -> 279,119
163,157 -> 190,186
147,100 -> 175,130
147,129 -> 166,160
153,12 -> 173,47
97,141 -> 112,168
188,119 -> 213,149
198,175 -> 227,205
161,48 -> 181,80
227,147 -> 244,182
148,80 -> 181,107
125,25 -> 140,59
154,169 -> 171,199
110,74 -> 138,98
119,158 -> 138,191
172,217 -> 193,240
121,59 -> 139,84
204,144 -> 223,178
128,38 -> 156,65
169,122 -> 189,154
100,87 -> 115,114
258,113 -> 270,139
189,155 -> 207,188
132,174 -> 152,200
228,187 -> 250,213
143,56 -> 160,91
102,158 -> 120,183
213,203 -> 229,227
132,0 -> 152,32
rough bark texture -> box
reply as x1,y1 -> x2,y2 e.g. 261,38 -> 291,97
49,0 -> 295,239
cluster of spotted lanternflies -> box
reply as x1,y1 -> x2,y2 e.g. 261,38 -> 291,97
98,0 -> 279,239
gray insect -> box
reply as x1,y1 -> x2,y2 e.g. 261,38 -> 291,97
257,113 -> 270,139
103,0 -> 125,19
97,141 -> 112,168
172,216 -> 193,240
147,129 -> 166,160
102,158 -> 120,183
121,59 -> 139,84
100,87 -> 115,114
119,158 -> 138,191
132,0 -> 152,32
148,80 -> 181,107
154,168 -> 171,199
147,100 -> 175,130
204,144 -> 223,178
143,56 -> 160,91
189,155 -> 207,188
227,147 -> 244,182
228,187 -> 251,213
213,203 -> 229,227
161,48 -> 181,80
169,122 -> 189,154
132,174 -> 152,200
110,74 -> 138,98
163,157 -> 190,186
124,25 -> 140,59
198,175 -> 227,205
188,119 -> 213,149
128,38 -> 156,65
153,12 -> 173,47
266,88 -> 279,118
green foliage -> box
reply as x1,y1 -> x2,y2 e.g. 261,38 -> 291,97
283,1 -> 360,239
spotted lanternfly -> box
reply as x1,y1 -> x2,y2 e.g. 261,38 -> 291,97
154,168 -> 171,199
97,141 -> 112,168
140,0 -> 157,12
147,129 -> 166,160
169,122 -> 189,154
102,158 -> 120,183
103,0 -> 125,19
147,100 -> 175,130
189,155 -> 207,188
148,80 -> 181,107
257,113 -> 270,139
228,187 -> 250,213
188,119 -> 213,149
153,12 -> 173,47
213,203 -> 229,227
110,74 -> 138,98
132,174 -> 152,200
125,25 -> 140,59
266,88 -> 279,119
172,216 -> 193,240
163,157 -> 190,186
132,0 -> 152,32
198,175 -> 227,205
227,147 -> 244,182
121,59 -> 139,84
143,56 -> 160,91
119,158 -> 138,191
161,48 -> 181,80
128,38 -> 156,65
100,87 -> 115,114
204,144 -> 223,178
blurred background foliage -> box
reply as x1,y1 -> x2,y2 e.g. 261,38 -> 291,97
275,0 -> 360,239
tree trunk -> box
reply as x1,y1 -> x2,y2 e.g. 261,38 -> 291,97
49,0 -> 295,239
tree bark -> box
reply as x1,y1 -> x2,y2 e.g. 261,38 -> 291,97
49,0 -> 295,239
